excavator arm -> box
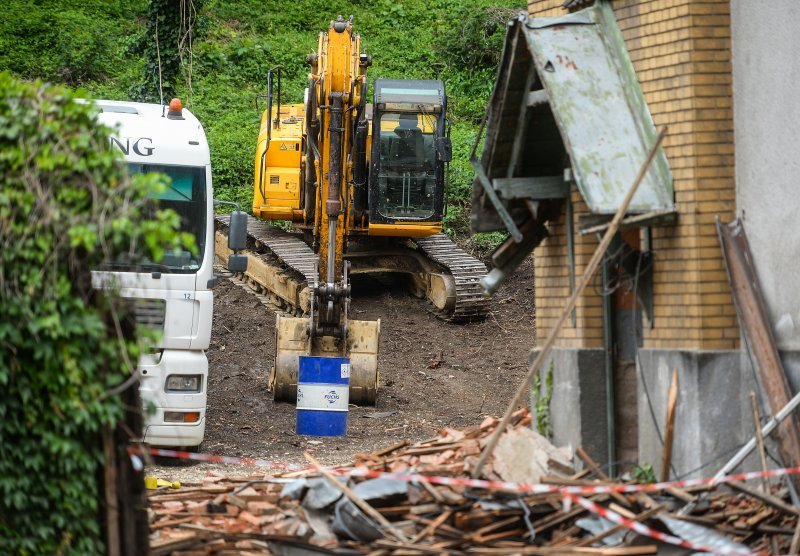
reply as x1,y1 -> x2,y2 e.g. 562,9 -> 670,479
272,17 -> 380,405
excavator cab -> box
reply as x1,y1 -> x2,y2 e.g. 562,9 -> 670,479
368,79 -> 451,233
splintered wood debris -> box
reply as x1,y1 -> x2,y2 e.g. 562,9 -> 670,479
148,409 -> 800,555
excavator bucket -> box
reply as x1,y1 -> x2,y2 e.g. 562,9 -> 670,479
271,314 -> 380,406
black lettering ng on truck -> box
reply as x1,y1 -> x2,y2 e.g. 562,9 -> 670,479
110,136 -> 129,155
109,137 -> 155,156
132,137 -> 154,156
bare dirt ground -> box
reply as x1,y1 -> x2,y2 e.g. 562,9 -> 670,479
149,257 -> 535,481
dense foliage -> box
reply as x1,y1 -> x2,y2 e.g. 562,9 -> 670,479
132,0 -> 205,102
0,74 -> 185,554
0,0 -> 522,249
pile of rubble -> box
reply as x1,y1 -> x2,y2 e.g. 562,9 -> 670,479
148,409 -> 800,555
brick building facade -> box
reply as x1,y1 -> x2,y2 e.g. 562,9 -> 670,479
521,0 -> 771,477
529,0 -> 737,354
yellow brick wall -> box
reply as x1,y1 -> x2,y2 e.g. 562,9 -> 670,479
528,0 -> 738,350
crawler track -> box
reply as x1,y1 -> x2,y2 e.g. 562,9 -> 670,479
412,234 -> 490,321
215,216 -> 489,321
216,214 -> 317,283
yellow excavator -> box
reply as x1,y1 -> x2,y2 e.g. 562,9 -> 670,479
217,16 -> 488,405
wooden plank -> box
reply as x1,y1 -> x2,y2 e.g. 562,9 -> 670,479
574,447 -> 633,510
373,439 -> 409,457
373,539 -> 463,555
717,218 -> 800,486
410,509 -> 452,544
465,546 -> 657,555
402,442 -> 463,456
579,210 -> 677,234
791,518 -> 800,554
152,516 -> 195,530
484,23 -> 522,170
749,391 -> 771,493
660,368 -> 679,482
507,64 -> 537,178
492,176 -> 568,200
728,480 -> 800,517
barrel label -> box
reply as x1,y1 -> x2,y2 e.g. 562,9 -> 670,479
296,384 -> 349,411
341,363 -> 350,378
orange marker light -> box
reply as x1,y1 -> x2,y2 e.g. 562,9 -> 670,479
183,412 -> 200,423
167,98 -> 184,119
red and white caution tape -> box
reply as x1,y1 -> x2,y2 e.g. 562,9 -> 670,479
345,465 -> 800,498
136,446 -> 307,472
133,444 -> 800,497
564,493 -> 757,555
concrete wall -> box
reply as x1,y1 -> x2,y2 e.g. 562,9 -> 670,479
637,349 -> 756,479
731,0 -> 800,353
541,345 -> 764,478
531,348 -> 609,466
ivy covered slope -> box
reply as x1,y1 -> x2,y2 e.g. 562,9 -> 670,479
0,0 -> 521,248
0,74 -> 187,554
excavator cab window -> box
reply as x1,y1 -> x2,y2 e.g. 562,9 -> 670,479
376,112 -> 437,219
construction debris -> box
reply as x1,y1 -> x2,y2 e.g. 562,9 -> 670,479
148,409 -> 800,554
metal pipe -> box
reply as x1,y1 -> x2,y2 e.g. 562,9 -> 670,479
304,79 -> 319,223
714,389 -> 800,480
602,248 -> 616,477
565,190 -> 576,327
326,94 -> 344,218
327,219 -> 336,284
260,67 -> 282,204
325,94 -> 344,285
276,70 -> 281,129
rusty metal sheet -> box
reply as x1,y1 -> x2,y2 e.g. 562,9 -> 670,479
523,6 -> 673,214
718,217 -> 800,477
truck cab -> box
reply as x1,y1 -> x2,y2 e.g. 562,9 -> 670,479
91,99 -> 215,448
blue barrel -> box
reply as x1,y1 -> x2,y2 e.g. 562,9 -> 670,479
296,356 -> 350,436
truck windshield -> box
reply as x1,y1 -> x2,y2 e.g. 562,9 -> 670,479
102,164 -> 207,273
376,112 -> 437,219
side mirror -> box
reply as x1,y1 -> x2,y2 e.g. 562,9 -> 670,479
227,253 -> 248,273
435,137 -> 452,163
228,210 -> 248,251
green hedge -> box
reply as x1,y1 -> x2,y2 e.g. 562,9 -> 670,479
0,74 -> 182,554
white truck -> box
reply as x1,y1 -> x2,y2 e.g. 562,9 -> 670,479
91,99 -> 247,448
